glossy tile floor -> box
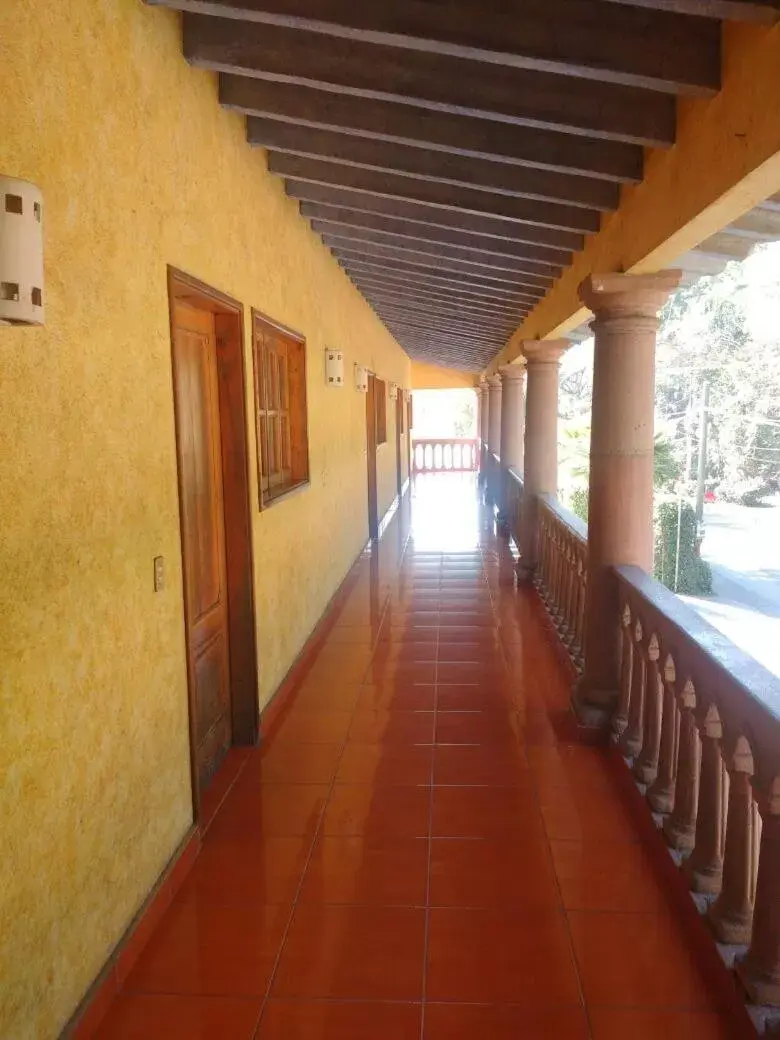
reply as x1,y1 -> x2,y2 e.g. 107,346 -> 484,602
97,475 -> 736,1038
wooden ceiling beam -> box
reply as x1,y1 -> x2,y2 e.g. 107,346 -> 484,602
181,15 -> 677,146
303,206 -> 572,267
341,262 -> 543,304
599,1 -> 779,23
292,184 -> 584,251
220,76 -> 643,183
249,118 -> 620,211
156,1 -> 721,95
273,156 -> 602,233
369,303 -> 522,335
321,232 -> 558,280
367,295 -> 519,328
338,257 -> 544,301
333,248 -> 546,293
376,317 -> 509,346
348,274 -> 530,313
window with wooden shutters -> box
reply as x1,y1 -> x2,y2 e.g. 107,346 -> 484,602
375,378 -> 387,445
252,311 -> 309,507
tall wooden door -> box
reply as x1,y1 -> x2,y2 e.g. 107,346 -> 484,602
395,393 -> 404,497
366,373 -> 379,540
171,300 -> 232,793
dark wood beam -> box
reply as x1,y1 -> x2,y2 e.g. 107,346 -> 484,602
220,76 -> 643,183
381,326 -> 505,354
321,231 -> 559,280
250,118 -> 620,211
275,158 -> 601,233
333,248 -> 546,293
351,282 -> 529,321
182,15 -> 678,146
367,295 -> 520,328
342,262 -> 543,304
386,335 -> 496,366
376,317 -> 508,346
292,183 -> 584,251
304,206 -> 571,267
349,274 -> 530,314
600,1 -> 779,23
156,1 -> 721,94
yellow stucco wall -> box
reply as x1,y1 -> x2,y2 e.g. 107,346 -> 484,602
0,2 -> 410,1037
411,361 -> 478,390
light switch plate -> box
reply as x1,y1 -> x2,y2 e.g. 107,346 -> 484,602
153,556 -> 165,592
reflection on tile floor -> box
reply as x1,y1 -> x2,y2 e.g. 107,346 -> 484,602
96,474 -> 736,1038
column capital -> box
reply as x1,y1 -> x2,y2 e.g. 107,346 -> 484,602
519,339 -> 571,366
486,374 -> 502,388
499,363 -> 526,383
477,379 -> 489,396
579,271 -> 681,320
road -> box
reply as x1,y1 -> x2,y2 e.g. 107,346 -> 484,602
681,498 -> 780,678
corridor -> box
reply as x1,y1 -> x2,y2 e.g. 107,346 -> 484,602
94,475 -> 733,1039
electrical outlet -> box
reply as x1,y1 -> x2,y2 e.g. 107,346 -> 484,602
153,556 -> 165,592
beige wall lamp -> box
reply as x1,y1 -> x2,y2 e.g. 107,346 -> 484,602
0,176 -> 44,326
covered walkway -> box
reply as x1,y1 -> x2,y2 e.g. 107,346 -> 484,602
94,475 -> 733,1039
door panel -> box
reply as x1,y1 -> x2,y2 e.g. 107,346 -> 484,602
366,373 -> 378,540
396,393 -> 404,497
172,300 -> 232,792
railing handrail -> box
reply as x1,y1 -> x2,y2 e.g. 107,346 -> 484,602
507,466 -> 524,488
538,492 -> 588,545
411,436 -> 478,444
615,563 -> 780,729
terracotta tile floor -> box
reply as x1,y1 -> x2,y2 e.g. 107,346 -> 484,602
96,474 -> 738,1038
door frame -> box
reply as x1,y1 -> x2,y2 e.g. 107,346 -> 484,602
167,267 -> 260,817
395,391 -> 404,498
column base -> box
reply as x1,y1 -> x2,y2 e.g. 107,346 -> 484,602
515,559 -> 535,584
571,677 -> 617,732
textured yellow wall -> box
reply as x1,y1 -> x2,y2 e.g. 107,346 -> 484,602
411,361 -> 478,390
0,2 -> 410,1037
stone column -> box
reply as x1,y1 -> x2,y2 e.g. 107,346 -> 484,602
516,340 -> 570,581
574,271 -> 681,725
478,379 -> 489,480
498,363 -> 526,522
487,375 -> 502,456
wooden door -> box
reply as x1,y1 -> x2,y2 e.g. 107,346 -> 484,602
172,299 -> 232,793
366,373 -> 379,540
395,392 -> 404,497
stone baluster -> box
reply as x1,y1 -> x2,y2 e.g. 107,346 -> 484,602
634,634 -> 662,785
685,704 -> 726,894
737,778 -> 780,1006
648,655 -> 680,814
709,737 -> 759,944
664,680 -> 700,852
612,605 -> 633,741
620,619 -> 646,758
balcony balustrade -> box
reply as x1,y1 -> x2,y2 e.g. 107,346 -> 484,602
411,437 -> 478,474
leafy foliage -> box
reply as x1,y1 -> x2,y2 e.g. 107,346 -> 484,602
654,500 -> 713,595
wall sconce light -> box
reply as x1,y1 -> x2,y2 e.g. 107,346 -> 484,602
325,348 -> 344,386
0,176 -> 44,326
354,364 -> 368,392
389,382 -> 399,400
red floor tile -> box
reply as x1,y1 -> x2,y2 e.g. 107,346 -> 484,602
94,993 -> 262,1039
299,835 -> 429,906
431,784 -> 543,838
435,710 -> 522,745
125,901 -> 289,996
588,1009 -> 735,1039
426,908 -> 581,1004
322,784 -> 431,838
256,1000 -> 422,1038
429,838 -> 559,908
423,1004 -> 590,1039
177,834 -> 311,906
568,909 -> 724,1010
271,709 -> 353,744
241,742 -> 342,784
207,783 -> 329,840
336,743 -> 433,785
433,743 -> 528,786
272,904 -> 426,1000
436,683 -> 512,711
527,744 -> 618,791
356,683 -> 437,712
537,785 -> 642,843
348,709 -> 435,744
550,839 -> 673,913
